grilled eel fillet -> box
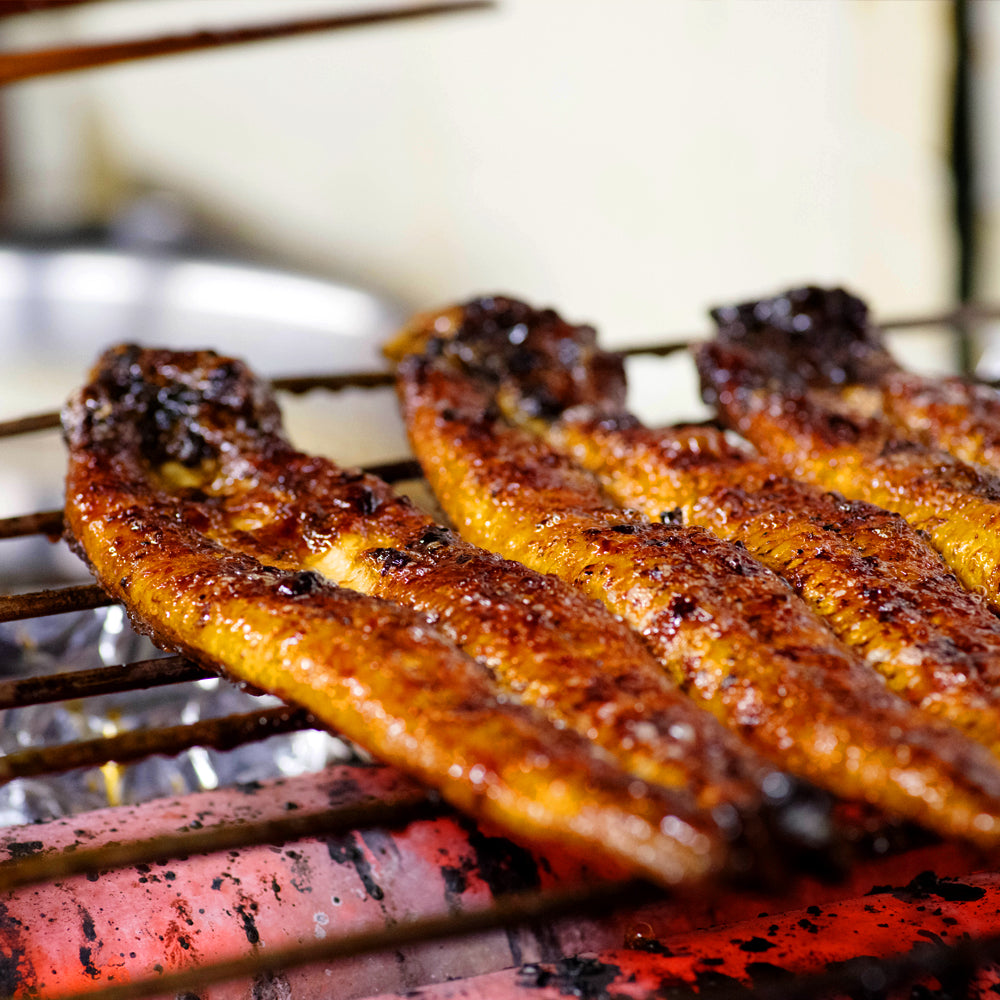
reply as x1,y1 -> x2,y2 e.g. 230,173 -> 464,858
697,286 -> 1000,602
61,345 -> 796,890
387,294 -> 1000,851
441,304 -> 1000,757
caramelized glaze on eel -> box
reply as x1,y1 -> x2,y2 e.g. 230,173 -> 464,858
425,301 -> 1000,758
388,296 -> 1000,851
698,286 -> 1000,602
62,344 -> 802,889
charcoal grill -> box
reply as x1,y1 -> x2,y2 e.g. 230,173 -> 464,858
2,3 -> 1000,996
5,305 -> 1000,999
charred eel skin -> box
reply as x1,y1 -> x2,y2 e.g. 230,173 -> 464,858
62,345 -> 791,890
697,286 -> 1000,602
733,285 -> 1000,475
448,305 -> 1000,758
388,295 -> 1000,851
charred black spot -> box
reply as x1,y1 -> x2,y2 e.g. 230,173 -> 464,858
78,906 -> 97,942
518,385 -> 566,420
206,360 -> 248,408
899,871 -> 987,903
610,523 -> 638,535
668,594 -> 699,618
79,946 -> 99,979
440,863 -> 474,915
723,553 -> 748,576
326,833 -> 385,902
415,525 -> 454,549
5,841 -> 43,860
276,571 -> 324,598
459,816 -> 541,898
440,865 -> 468,897
443,296 -> 627,419
348,485 -> 380,516
709,286 -> 893,391
368,548 -> 413,574
0,947 -> 26,994
737,936 -> 776,953
234,903 -> 260,945
659,508 -> 684,525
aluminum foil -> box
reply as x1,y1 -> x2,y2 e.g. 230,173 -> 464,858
0,605 -> 356,826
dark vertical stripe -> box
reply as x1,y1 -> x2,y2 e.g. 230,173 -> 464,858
951,0 -> 977,374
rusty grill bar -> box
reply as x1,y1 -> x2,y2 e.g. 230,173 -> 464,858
0,2 -> 495,86
1,308 -> 1000,999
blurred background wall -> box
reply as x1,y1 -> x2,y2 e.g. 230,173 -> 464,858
0,0 -> 975,347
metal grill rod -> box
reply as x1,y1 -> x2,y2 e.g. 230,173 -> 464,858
0,705 -> 317,784
2,301 -> 997,440
2,310 -> 1000,999
0,653 -> 209,709
0,2 -> 495,85
0,582 -> 110,621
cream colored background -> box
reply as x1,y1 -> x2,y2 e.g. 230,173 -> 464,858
1,0 -> 960,349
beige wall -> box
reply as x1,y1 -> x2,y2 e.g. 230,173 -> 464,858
1,1 -> 955,350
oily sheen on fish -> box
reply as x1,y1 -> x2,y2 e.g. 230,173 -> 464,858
62,344 -> 759,889
388,295 -> 1000,851
423,299 -> 1000,759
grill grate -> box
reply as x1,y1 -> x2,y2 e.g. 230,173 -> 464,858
0,352 -> 658,999
2,310 -> 1000,998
